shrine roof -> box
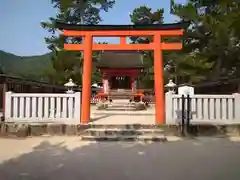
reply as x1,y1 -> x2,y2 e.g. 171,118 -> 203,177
55,21 -> 190,31
96,51 -> 145,69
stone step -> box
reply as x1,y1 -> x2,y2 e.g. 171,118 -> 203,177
109,96 -> 133,100
96,105 -> 137,111
101,108 -> 138,111
80,135 -> 167,142
87,124 -> 161,129
108,101 -> 146,105
106,102 -> 147,111
108,99 -> 132,103
109,91 -> 133,95
109,92 -> 133,95
108,104 -> 135,107
105,106 -> 137,110
83,128 -> 164,136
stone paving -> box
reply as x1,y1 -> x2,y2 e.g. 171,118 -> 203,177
1,136 -> 240,180
90,100 -> 155,125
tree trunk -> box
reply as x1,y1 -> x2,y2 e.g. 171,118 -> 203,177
212,53 -> 224,80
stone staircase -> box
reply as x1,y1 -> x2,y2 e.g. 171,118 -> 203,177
109,89 -> 135,100
97,99 -> 146,111
107,99 -> 137,111
80,124 -> 166,142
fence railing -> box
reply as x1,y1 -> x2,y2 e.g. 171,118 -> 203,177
4,91 -> 81,122
4,91 -> 240,125
165,93 -> 240,124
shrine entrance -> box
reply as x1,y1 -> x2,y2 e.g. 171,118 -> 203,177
56,21 -> 188,125
111,76 -> 131,89
97,52 -> 144,93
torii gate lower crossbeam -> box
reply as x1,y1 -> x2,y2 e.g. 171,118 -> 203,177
56,22 -> 188,125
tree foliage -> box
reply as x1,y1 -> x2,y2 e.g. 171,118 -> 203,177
41,0 -> 115,85
129,6 -> 165,88
130,0 -> 240,88
171,0 -> 240,82
58,0 -> 115,15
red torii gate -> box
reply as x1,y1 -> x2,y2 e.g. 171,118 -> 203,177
56,22 -> 189,125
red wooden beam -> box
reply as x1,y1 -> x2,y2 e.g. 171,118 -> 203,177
64,43 -> 154,51
63,29 -> 184,37
161,42 -> 183,50
64,42 -> 182,51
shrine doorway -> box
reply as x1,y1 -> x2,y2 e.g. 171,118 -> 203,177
110,76 -> 131,89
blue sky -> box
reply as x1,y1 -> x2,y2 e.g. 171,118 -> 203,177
0,0 -> 187,56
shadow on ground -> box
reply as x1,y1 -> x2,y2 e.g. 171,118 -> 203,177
90,114 -> 112,122
1,137 -> 240,180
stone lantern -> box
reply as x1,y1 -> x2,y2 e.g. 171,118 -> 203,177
165,79 -> 177,94
64,78 -> 76,94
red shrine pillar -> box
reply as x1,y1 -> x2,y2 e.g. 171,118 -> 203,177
103,79 -> 109,93
102,78 -> 105,92
131,76 -> 135,92
101,73 -> 109,93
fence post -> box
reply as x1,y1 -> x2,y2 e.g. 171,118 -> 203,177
234,93 -> 240,120
74,92 -> 81,123
4,91 -> 12,121
165,92 -> 174,124
186,94 -> 191,133
181,95 -> 185,135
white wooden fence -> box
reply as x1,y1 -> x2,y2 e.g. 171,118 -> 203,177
4,91 -> 240,125
165,93 -> 240,124
4,92 -> 81,123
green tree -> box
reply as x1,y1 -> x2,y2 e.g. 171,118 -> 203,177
171,0 -> 240,82
129,6 -> 165,88
129,5 -> 207,86
41,0 -> 115,85
59,0 -> 115,14
0,66 -> 4,74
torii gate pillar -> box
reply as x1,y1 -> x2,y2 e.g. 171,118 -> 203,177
81,35 -> 93,124
153,34 -> 164,125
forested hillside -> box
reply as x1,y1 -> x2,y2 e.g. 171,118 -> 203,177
0,50 -> 52,81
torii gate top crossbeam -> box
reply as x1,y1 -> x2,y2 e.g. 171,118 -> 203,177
55,21 -> 189,32
55,21 -> 190,51
56,21 -> 189,37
